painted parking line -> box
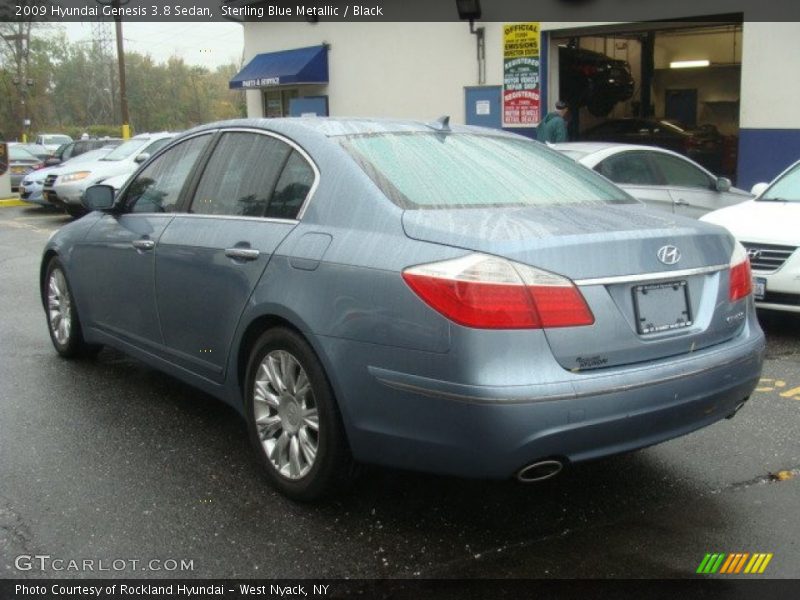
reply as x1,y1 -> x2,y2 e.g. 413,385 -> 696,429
0,198 -> 27,207
755,378 -> 800,401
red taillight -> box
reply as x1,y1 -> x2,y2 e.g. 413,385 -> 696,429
402,254 -> 594,329
729,242 -> 752,302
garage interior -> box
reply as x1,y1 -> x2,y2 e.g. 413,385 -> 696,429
551,18 -> 743,181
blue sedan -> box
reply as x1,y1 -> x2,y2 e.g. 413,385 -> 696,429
40,118 -> 765,500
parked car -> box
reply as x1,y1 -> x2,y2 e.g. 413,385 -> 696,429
553,142 -> 751,218
701,159 -> 800,313
559,46 -> 635,117
45,132 -> 175,217
580,118 -> 725,173
35,133 -> 73,154
8,145 -> 43,191
20,148 -> 116,206
9,142 -> 51,162
41,118 -> 764,500
45,137 -> 123,167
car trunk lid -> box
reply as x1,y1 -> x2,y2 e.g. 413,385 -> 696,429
402,204 -> 747,371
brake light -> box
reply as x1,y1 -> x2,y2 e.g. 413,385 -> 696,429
402,254 -> 594,329
729,242 -> 752,302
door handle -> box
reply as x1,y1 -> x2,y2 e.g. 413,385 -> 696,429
132,239 -> 155,251
673,198 -> 690,207
224,247 -> 260,261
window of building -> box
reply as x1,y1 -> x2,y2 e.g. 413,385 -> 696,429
263,89 -> 299,118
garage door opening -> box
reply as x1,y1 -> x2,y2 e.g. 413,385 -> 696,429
550,19 -> 743,182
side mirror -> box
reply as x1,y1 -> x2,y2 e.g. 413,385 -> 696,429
134,152 -> 150,164
45,157 -> 61,167
750,182 -> 769,197
715,177 -> 731,193
82,184 -> 116,211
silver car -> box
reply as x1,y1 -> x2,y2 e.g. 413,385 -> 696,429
41,118 -> 764,500
554,142 -> 751,218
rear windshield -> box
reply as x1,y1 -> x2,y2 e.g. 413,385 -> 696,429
339,132 -> 634,209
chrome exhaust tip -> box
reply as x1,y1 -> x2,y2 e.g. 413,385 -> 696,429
516,459 -> 564,483
726,398 -> 748,420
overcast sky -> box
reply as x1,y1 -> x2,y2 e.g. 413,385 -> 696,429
60,22 -> 245,70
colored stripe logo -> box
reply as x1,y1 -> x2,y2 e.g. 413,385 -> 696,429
697,553 -> 773,574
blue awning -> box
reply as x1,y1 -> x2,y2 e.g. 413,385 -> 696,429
229,45 -> 328,90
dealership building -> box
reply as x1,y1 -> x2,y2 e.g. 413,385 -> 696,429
231,18 -> 800,189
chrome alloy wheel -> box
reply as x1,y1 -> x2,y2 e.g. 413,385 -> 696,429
47,268 -> 72,345
253,350 -> 320,480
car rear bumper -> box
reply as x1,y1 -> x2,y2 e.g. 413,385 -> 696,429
326,324 -> 765,479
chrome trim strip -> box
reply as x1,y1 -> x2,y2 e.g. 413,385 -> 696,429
373,346 -> 761,406
575,264 -> 727,286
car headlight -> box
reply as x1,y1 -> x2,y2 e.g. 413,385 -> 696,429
59,171 -> 91,183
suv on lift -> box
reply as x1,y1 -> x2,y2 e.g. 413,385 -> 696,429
559,45 -> 635,117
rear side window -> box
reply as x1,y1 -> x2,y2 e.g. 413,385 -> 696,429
190,132 -> 292,217
340,132 -> 632,209
123,134 -> 212,213
596,152 -> 659,185
266,151 -> 314,219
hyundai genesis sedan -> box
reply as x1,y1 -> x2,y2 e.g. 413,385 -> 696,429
41,118 -> 765,500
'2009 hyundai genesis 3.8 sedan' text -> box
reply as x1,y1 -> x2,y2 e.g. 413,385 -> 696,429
41,118 -> 765,500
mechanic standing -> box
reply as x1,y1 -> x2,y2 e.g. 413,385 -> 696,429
537,100 -> 570,143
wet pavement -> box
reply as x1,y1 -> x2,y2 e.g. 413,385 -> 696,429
1,205 -> 798,580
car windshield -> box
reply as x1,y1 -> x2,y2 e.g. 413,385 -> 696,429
340,132 -> 634,209
101,138 -> 151,161
759,163 -> 800,202
10,146 -> 37,161
44,135 -> 71,145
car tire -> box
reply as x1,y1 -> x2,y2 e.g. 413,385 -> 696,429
65,205 -> 86,219
244,327 -> 356,501
44,258 -> 101,359
587,98 -> 615,118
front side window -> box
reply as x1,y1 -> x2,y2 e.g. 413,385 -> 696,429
189,132 -> 292,217
123,135 -> 211,213
340,132 -> 633,209
649,153 -> 711,189
596,152 -> 659,186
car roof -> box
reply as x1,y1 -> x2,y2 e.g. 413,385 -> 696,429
182,117 -> 523,140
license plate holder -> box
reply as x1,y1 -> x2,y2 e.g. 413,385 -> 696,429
633,280 -> 692,334
753,277 -> 766,300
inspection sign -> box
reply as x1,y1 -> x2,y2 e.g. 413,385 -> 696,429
503,22 -> 540,126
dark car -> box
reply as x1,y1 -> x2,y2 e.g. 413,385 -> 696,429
559,46 -> 635,117
580,118 -> 725,173
46,138 -> 124,166
8,145 -> 43,191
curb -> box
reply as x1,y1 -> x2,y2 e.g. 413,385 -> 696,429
0,198 -> 28,207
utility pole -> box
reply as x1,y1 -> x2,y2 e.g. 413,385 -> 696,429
100,0 -> 131,138
114,12 -> 130,139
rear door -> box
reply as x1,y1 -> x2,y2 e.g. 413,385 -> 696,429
153,130 -> 315,381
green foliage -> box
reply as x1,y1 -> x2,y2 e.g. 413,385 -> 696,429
0,24 -> 246,139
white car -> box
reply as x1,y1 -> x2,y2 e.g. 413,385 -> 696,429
553,142 -> 751,218
702,160 -> 800,313
35,133 -> 73,154
45,132 -> 175,217
20,148 -> 116,206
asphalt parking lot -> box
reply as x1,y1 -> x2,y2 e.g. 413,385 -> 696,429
0,204 -> 798,580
